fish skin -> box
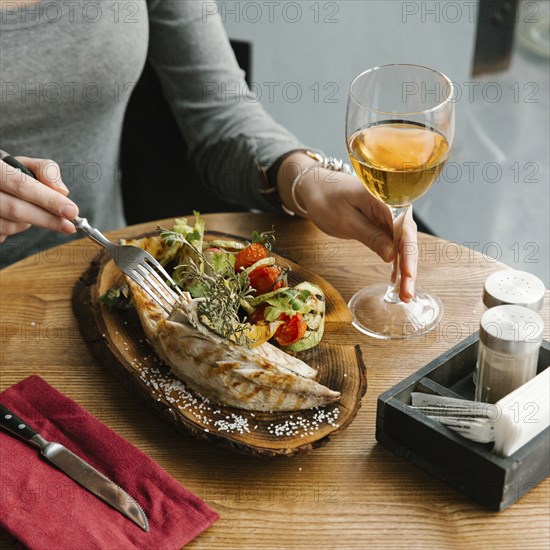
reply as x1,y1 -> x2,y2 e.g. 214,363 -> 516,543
126,276 -> 340,412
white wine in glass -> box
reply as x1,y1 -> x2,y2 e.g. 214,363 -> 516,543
346,64 -> 455,340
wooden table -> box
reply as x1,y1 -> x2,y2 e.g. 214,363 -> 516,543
1,213 -> 549,549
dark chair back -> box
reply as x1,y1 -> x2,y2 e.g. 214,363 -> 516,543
120,41 -> 252,224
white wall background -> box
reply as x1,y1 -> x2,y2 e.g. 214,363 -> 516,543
219,0 -> 476,159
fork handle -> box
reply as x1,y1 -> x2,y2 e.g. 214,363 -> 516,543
73,216 -> 116,252
0,150 -> 36,178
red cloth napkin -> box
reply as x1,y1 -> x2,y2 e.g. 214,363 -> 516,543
0,376 -> 219,550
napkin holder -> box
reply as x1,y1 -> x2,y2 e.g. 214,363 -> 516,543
376,334 -> 549,511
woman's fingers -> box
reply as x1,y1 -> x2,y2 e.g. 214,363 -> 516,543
399,207 -> 418,302
0,219 -> 31,243
0,192 -> 76,233
344,206 -> 395,262
343,180 -> 396,261
308,199 -> 395,262
400,207 -> 417,278
1,162 -> 78,220
352,178 -> 418,302
355,186 -> 394,236
302,173 -> 396,262
297,168 -> 419,300
15,156 -> 69,195
0,159 -> 78,236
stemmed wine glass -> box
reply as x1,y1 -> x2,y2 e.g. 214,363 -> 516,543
346,64 -> 455,340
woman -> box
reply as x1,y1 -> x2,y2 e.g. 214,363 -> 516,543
0,0 -> 416,300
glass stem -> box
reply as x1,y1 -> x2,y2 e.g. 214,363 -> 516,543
384,205 -> 411,304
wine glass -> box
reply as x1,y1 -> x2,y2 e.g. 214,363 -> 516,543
346,64 -> 455,340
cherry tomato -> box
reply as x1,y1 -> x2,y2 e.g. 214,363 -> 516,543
273,313 -> 307,347
234,243 -> 268,272
248,266 -> 284,295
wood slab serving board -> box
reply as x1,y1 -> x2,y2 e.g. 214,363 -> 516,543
72,231 -> 366,457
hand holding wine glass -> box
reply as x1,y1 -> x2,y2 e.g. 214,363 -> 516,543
290,165 -> 418,302
346,64 -> 455,340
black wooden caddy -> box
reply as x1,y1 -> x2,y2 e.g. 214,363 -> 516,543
376,334 -> 549,511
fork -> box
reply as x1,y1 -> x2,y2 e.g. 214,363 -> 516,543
0,149 -> 183,314
73,216 -> 185,314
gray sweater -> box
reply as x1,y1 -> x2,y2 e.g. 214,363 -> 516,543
0,0 -> 303,267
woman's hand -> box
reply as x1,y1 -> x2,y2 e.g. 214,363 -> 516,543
277,152 -> 417,303
0,156 -> 79,243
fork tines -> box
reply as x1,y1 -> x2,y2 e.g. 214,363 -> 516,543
130,253 -> 185,314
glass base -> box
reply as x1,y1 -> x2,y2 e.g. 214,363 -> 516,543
348,283 -> 443,340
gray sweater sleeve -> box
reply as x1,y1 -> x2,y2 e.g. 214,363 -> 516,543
146,0 -> 305,211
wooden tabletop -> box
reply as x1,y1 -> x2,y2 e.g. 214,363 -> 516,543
1,212 -> 549,549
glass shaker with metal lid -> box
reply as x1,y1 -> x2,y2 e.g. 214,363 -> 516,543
474,269 -> 546,386
475,305 -> 544,404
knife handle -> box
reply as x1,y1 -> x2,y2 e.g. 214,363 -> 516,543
0,403 -> 46,448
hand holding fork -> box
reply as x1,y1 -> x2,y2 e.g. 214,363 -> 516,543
0,150 -> 184,312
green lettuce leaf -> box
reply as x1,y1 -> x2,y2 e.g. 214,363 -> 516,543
263,289 -> 312,321
98,285 -> 132,310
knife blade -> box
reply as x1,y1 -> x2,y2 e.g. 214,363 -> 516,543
0,403 -> 149,532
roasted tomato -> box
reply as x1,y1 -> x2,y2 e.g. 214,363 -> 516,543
248,266 -> 284,295
273,313 -> 307,347
234,243 -> 268,272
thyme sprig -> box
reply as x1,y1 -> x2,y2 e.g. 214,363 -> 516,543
158,227 -> 188,247
175,255 -> 255,347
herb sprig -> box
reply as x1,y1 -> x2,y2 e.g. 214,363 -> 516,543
99,285 -> 132,310
176,255 -> 255,347
251,227 -> 276,250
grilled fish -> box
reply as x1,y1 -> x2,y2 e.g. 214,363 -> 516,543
125,266 -> 341,412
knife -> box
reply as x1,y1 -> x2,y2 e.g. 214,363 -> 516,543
0,403 -> 149,532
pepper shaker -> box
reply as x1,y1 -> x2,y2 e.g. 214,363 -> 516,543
475,305 -> 544,404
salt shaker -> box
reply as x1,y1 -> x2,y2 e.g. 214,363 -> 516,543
475,305 -> 544,404
483,269 -> 545,311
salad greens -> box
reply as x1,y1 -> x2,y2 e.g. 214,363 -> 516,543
262,289 -> 312,322
98,285 -> 132,310
101,213 -> 324,350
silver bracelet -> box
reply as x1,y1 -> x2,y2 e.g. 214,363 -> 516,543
282,152 -> 353,216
